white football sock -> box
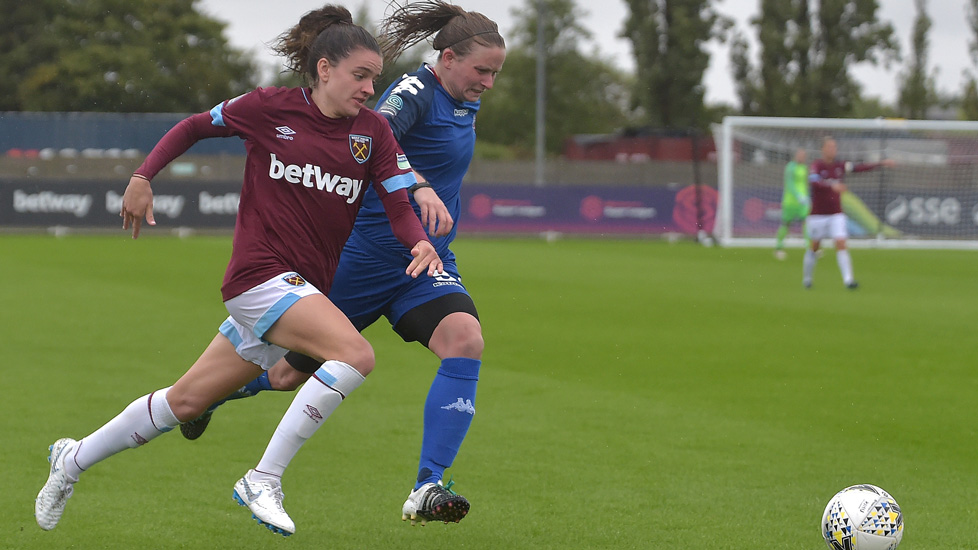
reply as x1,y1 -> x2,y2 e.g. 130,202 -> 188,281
253,361 -> 364,480
65,387 -> 179,480
803,249 -> 817,286
837,249 -> 854,285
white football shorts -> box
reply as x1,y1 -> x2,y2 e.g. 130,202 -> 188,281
806,213 -> 848,241
220,272 -> 322,370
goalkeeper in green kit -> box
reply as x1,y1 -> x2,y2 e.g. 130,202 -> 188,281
775,148 -> 811,260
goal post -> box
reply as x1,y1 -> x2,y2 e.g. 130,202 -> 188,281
716,116 -> 978,249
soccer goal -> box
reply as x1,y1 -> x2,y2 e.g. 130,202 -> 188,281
715,116 -> 978,249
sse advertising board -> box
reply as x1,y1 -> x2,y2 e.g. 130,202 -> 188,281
727,185 -> 978,239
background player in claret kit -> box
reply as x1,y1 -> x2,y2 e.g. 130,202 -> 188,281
185,0 -> 506,535
803,136 -> 895,289
34,5 -> 442,535
774,148 -> 811,260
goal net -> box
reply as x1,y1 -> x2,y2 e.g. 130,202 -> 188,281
716,116 -> 978,249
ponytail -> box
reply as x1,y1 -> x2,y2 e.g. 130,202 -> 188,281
381,0 -> 504,62
274,5 -> 381,85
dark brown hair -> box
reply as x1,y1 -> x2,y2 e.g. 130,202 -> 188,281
381,1 -> 505,62
273,5 -> 381,86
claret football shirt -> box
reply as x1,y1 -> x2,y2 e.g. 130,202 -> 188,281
137,86 -> 422,300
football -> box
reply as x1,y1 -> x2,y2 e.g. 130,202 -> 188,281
821,484 -> 903,550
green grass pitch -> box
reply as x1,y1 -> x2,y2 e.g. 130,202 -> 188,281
2,234 -> 975,549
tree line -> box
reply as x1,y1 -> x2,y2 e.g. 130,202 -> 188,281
3,0 -> 978,156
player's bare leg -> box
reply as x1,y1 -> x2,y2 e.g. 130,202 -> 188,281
233,294 -> 372,536
36,335 -> 263,530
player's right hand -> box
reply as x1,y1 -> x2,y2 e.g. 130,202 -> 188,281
405,240 -> 443,278
121,175 -> 156,239
413,186 -> 453,237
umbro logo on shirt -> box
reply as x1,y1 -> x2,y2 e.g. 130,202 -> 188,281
275,126 -> 296,141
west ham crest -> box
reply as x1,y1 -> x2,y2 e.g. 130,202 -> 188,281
349,134 -> 372,164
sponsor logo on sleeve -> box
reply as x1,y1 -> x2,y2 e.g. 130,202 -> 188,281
379,95 -> 404,117
396,154 -> 411,170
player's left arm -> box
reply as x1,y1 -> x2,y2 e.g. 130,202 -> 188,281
848,159 -> 896,173
809,168 -> 832,191
123,112 -> 235,238
372,165 -> 443,276
368,116 -> 443,277
376,74 -> 452,236
380,188 -> 442,277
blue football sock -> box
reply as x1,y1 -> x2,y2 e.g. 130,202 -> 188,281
206,371 -> 273,412
241,370 -> 273,396
416,357 -> 481,489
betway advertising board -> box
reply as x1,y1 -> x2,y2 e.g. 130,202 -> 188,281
1,179 -> 717,236
2,180 -> 241,228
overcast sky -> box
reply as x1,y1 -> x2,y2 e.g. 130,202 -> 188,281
197,0 -> 973,105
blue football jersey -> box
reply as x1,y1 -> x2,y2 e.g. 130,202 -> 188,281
351,64 -> 481,261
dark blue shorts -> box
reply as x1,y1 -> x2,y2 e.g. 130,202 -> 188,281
328,237 -> 470,332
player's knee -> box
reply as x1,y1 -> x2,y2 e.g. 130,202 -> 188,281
269,364 -> 310,391
302,333 -> 375,377
456,327 -> 484,359
433,316 -> 484,359
164,388 -> 209,423
455,323 -> 486,359
338,336 -> 375,376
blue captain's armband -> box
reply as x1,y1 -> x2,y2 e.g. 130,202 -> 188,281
381,172 -> 416,193
209,93 -> 246,127
209,102 -> 226,127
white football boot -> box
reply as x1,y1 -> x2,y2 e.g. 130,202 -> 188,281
35,438 -> 78,530
233,470 -> 295,536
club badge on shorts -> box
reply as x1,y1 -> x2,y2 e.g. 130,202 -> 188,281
349,134 -> 372,164
282,273 -> 306,286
